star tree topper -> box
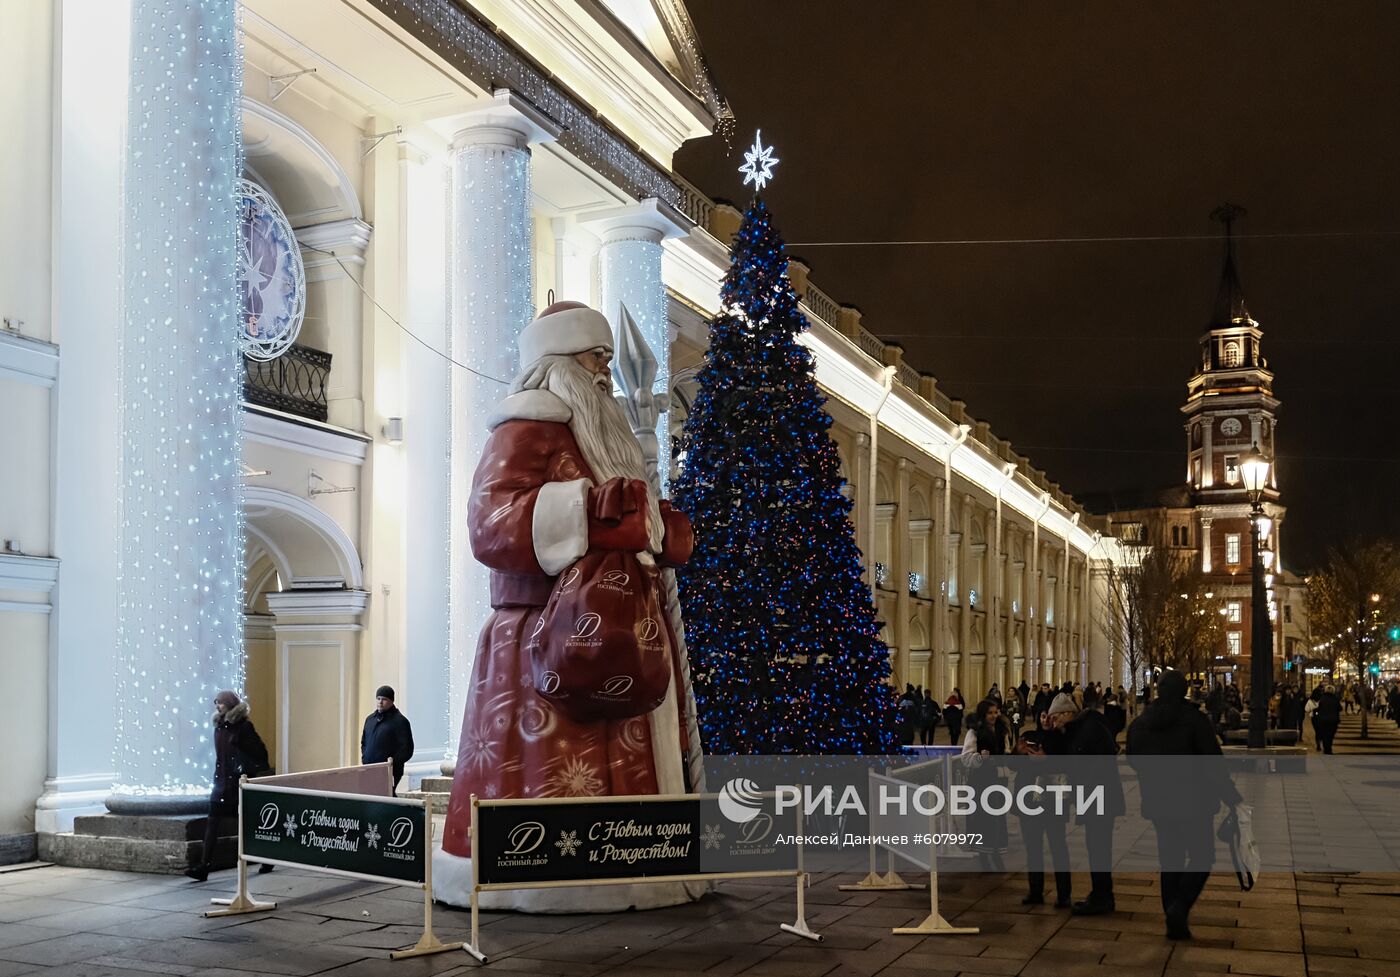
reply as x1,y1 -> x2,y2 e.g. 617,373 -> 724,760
739,130 -> 779,191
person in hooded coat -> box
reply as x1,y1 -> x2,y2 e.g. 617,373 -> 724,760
1127,669 -> 1242,940
186,690 -> 271,882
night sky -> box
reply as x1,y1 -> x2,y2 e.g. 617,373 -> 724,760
674,0 -> 1400,571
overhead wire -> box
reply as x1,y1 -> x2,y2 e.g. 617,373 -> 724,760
299,244 -> 703,394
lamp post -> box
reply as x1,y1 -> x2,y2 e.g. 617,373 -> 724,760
1240,444 -> 1273,749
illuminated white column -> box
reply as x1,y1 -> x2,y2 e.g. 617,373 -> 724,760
445,92 -> 558,767
110,0 -> 244,811
584,199 -> 688,491
1200,516 -> 1213,573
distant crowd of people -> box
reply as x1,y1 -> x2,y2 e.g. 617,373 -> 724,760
892,669 -> 1400,940
895,679 -> 1130,749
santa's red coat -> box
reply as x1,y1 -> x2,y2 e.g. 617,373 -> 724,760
440,414 -> 692,860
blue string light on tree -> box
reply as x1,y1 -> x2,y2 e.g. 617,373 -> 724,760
672,132 -> 897,756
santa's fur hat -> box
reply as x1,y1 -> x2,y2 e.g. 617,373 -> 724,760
519,301 -> 613,371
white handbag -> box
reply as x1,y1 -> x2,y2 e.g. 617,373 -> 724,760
1217,803 -> 1260,891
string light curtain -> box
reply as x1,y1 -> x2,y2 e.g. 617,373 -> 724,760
599,238 -> 671,490
445,134 -> 534,765
111,0 -> 245,807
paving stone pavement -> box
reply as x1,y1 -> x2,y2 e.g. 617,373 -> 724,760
6,855 -> 1400,976
3,718 -> 1400,977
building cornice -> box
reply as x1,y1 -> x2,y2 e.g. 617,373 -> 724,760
0,553 -> 60,593
242,404 -> 371,466
366,0 -> 690,208
0,331 -> 59,388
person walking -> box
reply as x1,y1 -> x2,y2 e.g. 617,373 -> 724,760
1032,683 -> 1053,730
1388,681 -> 1400,728
1127,670 -> 1242,940
945,694 -> 965,745
361,686 -> 415,792
919,690 -> 942,746
897,691 -> 921,746
186,691 -> 272,882
1042,688 -> 1123,916
1313,684 -> 1342,754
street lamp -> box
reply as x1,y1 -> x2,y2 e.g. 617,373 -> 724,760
1240,444 -> 1273,749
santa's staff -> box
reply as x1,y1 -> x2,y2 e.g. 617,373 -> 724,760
612,303 -> 706,794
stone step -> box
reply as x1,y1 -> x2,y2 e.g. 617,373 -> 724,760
49,814 -> 237,875
419,776 -> 453,794
73,814 -> 211,841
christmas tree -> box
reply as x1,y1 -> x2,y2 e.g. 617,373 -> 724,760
673,187 -> 897,755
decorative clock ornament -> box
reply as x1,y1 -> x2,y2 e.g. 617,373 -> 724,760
236,178 -> 306,361
1221,417 -> 1243,437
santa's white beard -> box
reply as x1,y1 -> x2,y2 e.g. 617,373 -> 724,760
518,356 -> 663,553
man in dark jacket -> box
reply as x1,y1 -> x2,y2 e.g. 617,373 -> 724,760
919,691 -> 942,746
362,686 -> 415,791
1032,683 -> 1053,730
187,690 -> 272,882
1312,685 -> 1342,754
1127,669 -> 1242,940
1043,688 -> 1124,916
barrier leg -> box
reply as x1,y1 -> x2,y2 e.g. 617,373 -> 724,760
206,782 -> 276,918
462,798 -> 488,964
392,797 -> 464,959
879,849 -> 927,891
893,870 -> 978,936
779,872 -> 823,942
778,816 -> 821,942
838,839 -> 889,891
840,768 -> 924,892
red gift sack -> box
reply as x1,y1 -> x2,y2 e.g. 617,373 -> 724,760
527,549 -> 671,722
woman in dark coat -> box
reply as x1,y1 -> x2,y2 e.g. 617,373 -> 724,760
187,690 -> 272,881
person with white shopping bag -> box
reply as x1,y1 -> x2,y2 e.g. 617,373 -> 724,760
1127,670 -> 1244,941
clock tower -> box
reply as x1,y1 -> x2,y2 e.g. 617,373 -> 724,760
1182,204 -> 1285,673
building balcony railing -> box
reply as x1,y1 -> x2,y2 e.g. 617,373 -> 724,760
243,343 -> 332,422
803,284 -> 842,330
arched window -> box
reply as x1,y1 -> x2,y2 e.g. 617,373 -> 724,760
1222,340 -> 1242,367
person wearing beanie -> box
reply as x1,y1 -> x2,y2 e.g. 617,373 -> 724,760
1127,669 -> 1242,940
361,686 -> 414,792
187,691 -> 272,882
1042,685 -> 1124,917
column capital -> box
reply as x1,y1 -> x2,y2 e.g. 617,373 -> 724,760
451,89 -> 562,151
266,588 -> 370,628
581,197 -> 691,245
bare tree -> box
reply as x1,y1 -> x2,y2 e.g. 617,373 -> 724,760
1096,532 -> 1226,716
1306,540 -> 1400,739
1098,554 -> 1146,717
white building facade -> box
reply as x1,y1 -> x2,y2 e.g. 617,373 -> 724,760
0,0 -> 1126,864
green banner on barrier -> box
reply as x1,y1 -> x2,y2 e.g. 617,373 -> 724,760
475,796 -> 799,887
241,786 -> 425,884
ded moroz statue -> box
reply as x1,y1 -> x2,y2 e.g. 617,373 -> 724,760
434,301 -> 703,911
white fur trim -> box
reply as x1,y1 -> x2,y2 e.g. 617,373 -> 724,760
519,306 -> 613,371
432,844 -> 704,913
532,478 -> 592,575
487,389 -> 572,431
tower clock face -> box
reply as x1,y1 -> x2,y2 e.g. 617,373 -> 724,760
1220,417 -> 1243,437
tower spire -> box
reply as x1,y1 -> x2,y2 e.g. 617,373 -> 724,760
1210,203 -> 1251,325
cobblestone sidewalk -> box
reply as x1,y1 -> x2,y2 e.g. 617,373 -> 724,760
5,856 -> 1400,977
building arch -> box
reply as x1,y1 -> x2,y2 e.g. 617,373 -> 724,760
244,486 -> 363,589
241,97 -> 362,227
